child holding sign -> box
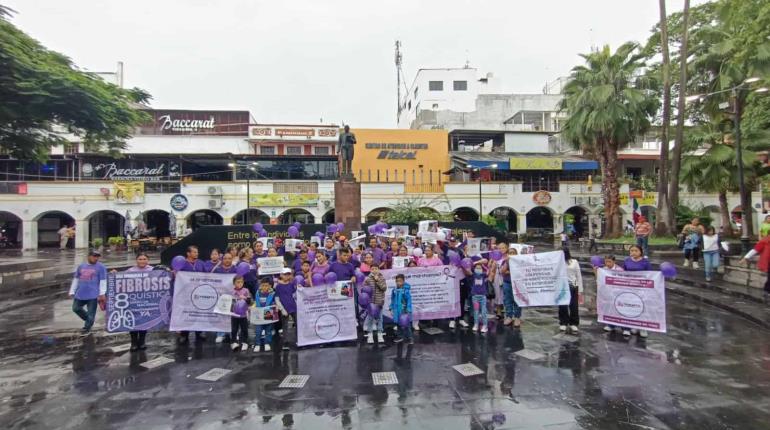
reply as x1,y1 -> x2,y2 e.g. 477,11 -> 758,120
230,276 -> 252,352
252,278 -> 277,352
470,259 -> 490,333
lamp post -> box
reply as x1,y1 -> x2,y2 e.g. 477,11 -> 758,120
229,161 -> 258,224
475,163 -> 498,221
686,77 -> 768,252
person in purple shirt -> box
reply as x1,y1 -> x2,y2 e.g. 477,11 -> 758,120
69,249 -> 107,334
365,237 -> 386,268
329,248 -> 358,318
274,268 -> 297,343
112,253 -> 154,350
177,246 -> 207,345
621,245 -> 652,338
292,249 -> 309,274
203,248 -> 222,273
214,252 -> 238,274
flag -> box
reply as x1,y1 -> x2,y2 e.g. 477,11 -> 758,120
632,198 -> 642,225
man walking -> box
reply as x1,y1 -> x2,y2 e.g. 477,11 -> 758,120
69,250 -> 107,334
634,216 -> 652,258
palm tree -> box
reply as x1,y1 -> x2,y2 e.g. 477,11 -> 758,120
560,42 -> 658,237
655,0 -> 673,236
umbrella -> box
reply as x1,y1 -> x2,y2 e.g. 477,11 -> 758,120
168,212 -> 177,238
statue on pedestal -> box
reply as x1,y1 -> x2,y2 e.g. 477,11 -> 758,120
338,125 -> 356,178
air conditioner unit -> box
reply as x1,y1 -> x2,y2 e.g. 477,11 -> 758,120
208,198 -> 223,209
207,186 -> 223,195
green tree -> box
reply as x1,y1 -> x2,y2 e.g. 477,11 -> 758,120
559,42 -> 658,237
0,6 -> 150,160
381,195 -> 451,225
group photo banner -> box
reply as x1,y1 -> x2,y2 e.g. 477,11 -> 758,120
296,285 -> 357,347
507,251 -> 570,307
381,265 -> 461,320
596,268 -> 667,333
106,270 -> 173,333
169,272 -> 236,333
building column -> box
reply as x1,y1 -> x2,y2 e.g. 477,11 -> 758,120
22,220 -> 37,251
75,220 -> 89,249
517,214 -> 527,236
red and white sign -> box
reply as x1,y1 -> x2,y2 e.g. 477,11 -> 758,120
532,190 -> 552,206
249,125 -> 338,141
596,268 -> 667,333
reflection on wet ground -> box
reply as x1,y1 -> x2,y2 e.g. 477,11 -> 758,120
1,274 -> 769,429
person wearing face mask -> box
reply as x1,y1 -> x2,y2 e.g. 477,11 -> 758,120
469,259 -> 490,333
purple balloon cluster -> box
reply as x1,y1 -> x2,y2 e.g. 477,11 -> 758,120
252,222 -> 268,238
590,255 -> 604,267
367,221 -> 389,235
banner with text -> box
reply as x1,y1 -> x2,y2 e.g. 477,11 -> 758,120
169,272 -> 236,332
596,268 -> 667,333
381,265 -> 461,320
507,251 -> 570,307
106,270 -> 173,332
296,285 -> 358,346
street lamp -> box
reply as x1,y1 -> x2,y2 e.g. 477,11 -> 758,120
686,77 -> 767,252
475,163 -> 498,221
229,161 -> 258,224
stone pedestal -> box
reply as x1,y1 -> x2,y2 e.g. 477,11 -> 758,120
334,178 -> 361,235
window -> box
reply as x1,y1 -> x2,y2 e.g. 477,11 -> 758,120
429,81 -> 443,91
286,146 -> 302,155
432,103 -> 439,109
453,80 -> 467,91
64,144 -> 79,154
260,146 -> 275,155
314,146 -> 330,155
145,182 -> 181,193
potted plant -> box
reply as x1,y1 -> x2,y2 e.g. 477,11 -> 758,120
91,238 -> 104,251
108,236 -> 124,252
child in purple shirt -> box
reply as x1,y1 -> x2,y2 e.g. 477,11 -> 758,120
274,268 -> 297,342
470,259 -> 490,333
230,275 -> 252,351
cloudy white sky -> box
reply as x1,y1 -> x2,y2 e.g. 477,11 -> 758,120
6,0 -> 701,128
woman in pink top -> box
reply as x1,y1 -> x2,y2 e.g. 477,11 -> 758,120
310,252 -> 330,277
418,246 -> 443,267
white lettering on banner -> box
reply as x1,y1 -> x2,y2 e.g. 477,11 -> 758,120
158,115 -> 215,132
381,266 -> 460,320
507,251 -> 571,307
169,272 -> 235,332
296,286 -> 357,347
596,269 -> 667,333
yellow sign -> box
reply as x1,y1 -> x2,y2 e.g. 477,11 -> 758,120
114,182 -> 144,204
509,157 -> 562,170
352,129 -> 449,183
620,192 -> 657,206
249,194 -> 319,207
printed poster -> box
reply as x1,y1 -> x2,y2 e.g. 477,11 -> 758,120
467,238 -> 482,256
106,270 -> 173,332
257,237 -> 275,249
213,294 -> 233,316
392,225 -> 409,237
296,284 -> 357,346
249,305 -> 279,325
392,256 -> 410,269
285,239 -> 303,253
257,256 -> 284,275
327,280 -> 353,300
596,268 -> 667,333
381,265 -> 461,320
113,182 -> 145,204
510,244 -> 535,255
507,251 -> 570,307
169,272 -> 235,332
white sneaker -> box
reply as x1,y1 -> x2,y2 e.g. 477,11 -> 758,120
449,320 -> 456,329
639,330 -> 649,338
693,262 -> 700,269
603,325 -> 612,332
622,330 -> 631,337
559,325 -> 567,332
472,325 -> 478,332
569,325 -> 579,334
412,321 -> 420,331
480,325 -> 488,333
230,342 -> 239,351
366,333 -> 374,344
377,333 -> 385,343
241,342 -> 248,350
683,259 -> 689,267
216,336 -> 224,344
458,320 -> 469,328
264,344 -> 271,352
253,345 -> 260,353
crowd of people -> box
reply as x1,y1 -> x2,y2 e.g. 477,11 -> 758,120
68,228 -> 662,352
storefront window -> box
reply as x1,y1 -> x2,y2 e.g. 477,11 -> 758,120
234,159 -> 338,181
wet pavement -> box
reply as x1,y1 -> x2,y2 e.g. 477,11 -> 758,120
1,273 -> 770,430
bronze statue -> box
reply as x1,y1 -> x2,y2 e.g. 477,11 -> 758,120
338,125 -> 356,176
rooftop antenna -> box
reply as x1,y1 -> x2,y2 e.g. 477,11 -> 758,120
395,40 -> 403,121
464,49 -> 470,69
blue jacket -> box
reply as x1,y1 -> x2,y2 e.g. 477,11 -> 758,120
389,283 -> 413,322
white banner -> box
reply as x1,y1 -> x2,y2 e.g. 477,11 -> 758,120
296,286 -> 357,346
285,239 -> 302,253
507,251 -> 570,307
597,268 -> 667,333
169,272 -> 235,332
257,257 -> 284,275
381,265 -> 461,320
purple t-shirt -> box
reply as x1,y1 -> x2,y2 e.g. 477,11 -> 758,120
470,273 -> 487,296
203,260 -> 221,273
329,261 -> 356,283
365,247 -> 386,266
622,257 -> 651,271
214,264 -> 237,274
74,262 -> 107,300
179,259 -> 206,272
232,287 -> 252,318
274,280 -> 297,314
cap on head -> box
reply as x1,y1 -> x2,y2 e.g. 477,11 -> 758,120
280,268 -> 292,274
88,249 -> 101,257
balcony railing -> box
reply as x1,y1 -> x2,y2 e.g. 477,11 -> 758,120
404,183 -> 445,194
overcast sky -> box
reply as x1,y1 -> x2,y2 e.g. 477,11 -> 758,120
6,0 -> 701,128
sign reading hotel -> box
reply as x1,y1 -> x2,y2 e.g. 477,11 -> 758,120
509,157 -> 563,170
365,142 -> 429,160
249,125 -> 338,141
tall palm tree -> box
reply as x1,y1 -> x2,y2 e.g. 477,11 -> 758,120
560,43 -> 658,237
655,0 -> 673,235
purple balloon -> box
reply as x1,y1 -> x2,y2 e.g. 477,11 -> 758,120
361,285 -> 373,295
288,226 -> 299,238
358,292 -> 371,307
327,224 -> 338,234
311,273 -> 325,286
171,255 -> 186,271
355,270 -> 367,284
293,221 -> 301,229
294,275 -> 305,286
336,222 -> 345,232
252,222 -> 263,232
368,225 -> 377,235
314,231 -> 324,238
324,272 -> 337,284
590,255 -> 604,267
236,262 -> 251,276
460,258 -> 472,270
234,299 -> 249,315
490,250 -> 503,261
660,262 -> 677,278
258,230 -> 267,238
398,313 -> 411,328
368,303 -> 381,319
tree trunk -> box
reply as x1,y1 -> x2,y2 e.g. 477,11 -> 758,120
743,184 -> 754,238
668,0 -> 691,235
602,142 -> 623,238
655,0 -> 672,236
718,191 -> 733,238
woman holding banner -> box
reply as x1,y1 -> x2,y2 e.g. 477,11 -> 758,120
558,248 -> 583,334
118,253 -> 153,351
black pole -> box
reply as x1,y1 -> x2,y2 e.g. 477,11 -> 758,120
478,170 -> 482,221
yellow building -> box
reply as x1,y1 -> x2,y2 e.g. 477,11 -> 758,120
351,129 -> 449,191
